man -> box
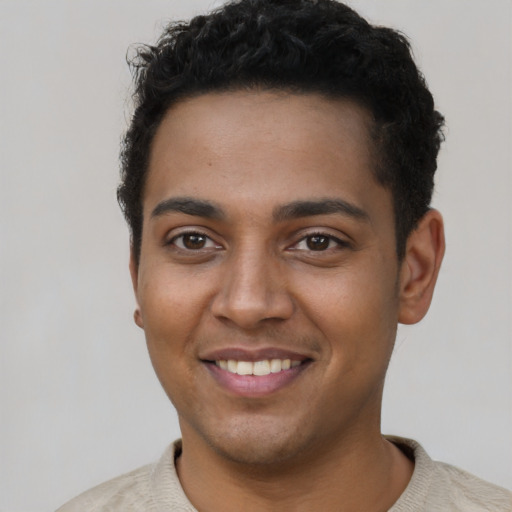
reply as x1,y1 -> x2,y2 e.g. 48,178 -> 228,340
58,0 -> 512,510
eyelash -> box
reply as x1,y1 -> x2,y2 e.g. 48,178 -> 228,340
168,231 -> 221,251
167,230 -> 349,253
291,232 -> 350,252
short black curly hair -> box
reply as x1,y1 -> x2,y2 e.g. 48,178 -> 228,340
118,0 -> 444,263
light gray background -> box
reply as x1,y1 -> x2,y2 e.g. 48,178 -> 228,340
1,1 -> 511,510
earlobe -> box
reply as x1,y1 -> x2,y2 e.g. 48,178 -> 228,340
398,209 -> 445,325
129,246 -> 144,329
133,307 -> 144,328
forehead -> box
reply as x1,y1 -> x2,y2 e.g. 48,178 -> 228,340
144,90 -> 385,219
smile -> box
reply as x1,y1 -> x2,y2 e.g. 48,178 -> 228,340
203,351 -> 312,396
215,359 -> 302,376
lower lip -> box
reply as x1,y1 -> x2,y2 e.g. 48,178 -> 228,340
205,362 -> 310,397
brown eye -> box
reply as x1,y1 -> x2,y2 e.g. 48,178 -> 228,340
306,235 -> 331,251
181,233 -> 207,250
171,232 -> 220,251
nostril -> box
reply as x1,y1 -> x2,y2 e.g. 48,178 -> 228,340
210,258 -> 295,328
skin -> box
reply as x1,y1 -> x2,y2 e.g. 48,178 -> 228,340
130,91 -> 445,511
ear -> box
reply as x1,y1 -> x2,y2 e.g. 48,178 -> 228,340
129,246 -> 144,329
398,209 -> 445,325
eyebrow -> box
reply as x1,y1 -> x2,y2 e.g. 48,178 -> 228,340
151,197 -> 224,220
150,196 -> 369,223
273,198 -> 370,223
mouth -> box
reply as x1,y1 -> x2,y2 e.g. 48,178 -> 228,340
214,358 -> 302,376
200,349 -> 312,397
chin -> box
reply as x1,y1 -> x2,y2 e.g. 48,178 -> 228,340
195,415 -> 316,467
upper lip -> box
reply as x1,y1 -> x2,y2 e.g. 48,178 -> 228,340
200,347 -> 313,362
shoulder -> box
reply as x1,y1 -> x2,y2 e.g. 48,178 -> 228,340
388,437 -> 512,512
56,440 -> 196,512
56,462 -> 155,512
428,460 -> 512,512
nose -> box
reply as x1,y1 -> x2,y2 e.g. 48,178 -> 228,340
210,246 -> 294,330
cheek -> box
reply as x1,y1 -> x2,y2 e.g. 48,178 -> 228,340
137,271 -> 210,405
295,260 -> 398,360
138,267 -> 212,358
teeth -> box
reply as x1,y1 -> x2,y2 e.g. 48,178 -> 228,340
270,359 -> 282,373
253,360 -> 271,376
215,358 -> 303,376
236,361 -> 253,375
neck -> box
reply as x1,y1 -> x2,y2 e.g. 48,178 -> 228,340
176,427 -> 413,512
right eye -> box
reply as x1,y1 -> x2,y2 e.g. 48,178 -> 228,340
169,232 -> 221,251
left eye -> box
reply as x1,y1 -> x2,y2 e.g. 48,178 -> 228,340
171,232 -> 219,250
294,234 -> 344,251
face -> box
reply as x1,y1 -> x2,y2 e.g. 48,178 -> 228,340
132,91 -> 403,466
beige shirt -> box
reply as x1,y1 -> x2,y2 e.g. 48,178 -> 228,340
57,437 -> 512,511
